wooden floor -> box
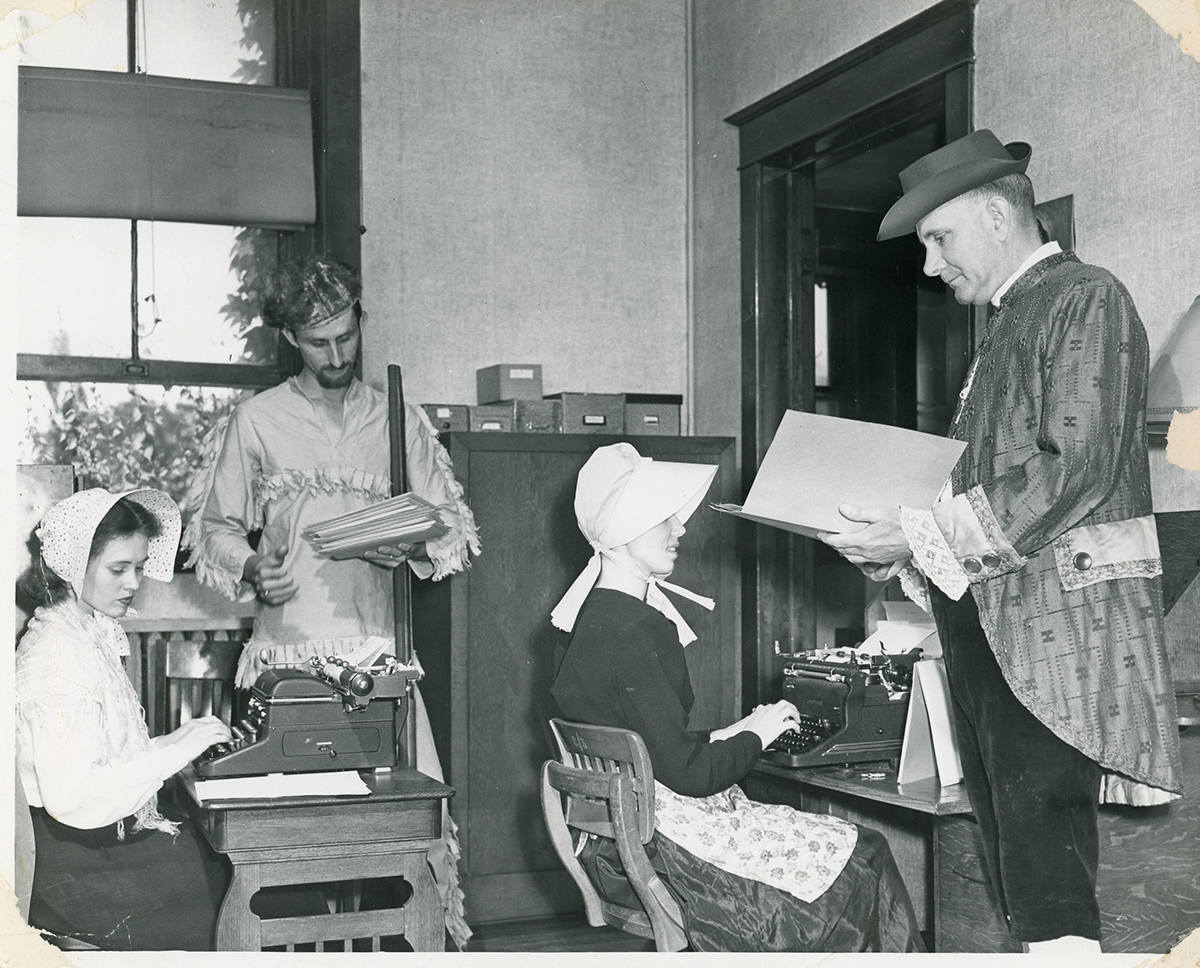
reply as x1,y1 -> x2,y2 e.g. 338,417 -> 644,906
466,913 -> 657,953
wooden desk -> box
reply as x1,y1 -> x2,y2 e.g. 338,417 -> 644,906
183,768 -> 453,952
745,761 -> 970,947
747,726 -> 1200,954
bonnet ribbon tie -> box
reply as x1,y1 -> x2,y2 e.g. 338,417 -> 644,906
551,545 -> 713,646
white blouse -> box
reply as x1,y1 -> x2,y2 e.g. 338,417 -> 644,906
15,602 -> 188,830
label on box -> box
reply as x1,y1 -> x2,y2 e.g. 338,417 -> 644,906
508,368 -> 536,380
583,415 -> 608,426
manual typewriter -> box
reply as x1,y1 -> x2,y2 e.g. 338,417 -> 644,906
195,654 -> 419,778
761,648 -> 921,769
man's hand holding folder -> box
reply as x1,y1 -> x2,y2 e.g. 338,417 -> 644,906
818,504 -> 911,582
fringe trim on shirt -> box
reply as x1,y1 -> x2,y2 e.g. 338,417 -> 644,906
439,812 -> 472,950
181,414 -> 232,557
412,404 -> 482,580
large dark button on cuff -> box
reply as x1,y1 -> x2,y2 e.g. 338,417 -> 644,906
981,554 -> 1001,568
1074,552 -> 1093,571
962,557 -> 982,574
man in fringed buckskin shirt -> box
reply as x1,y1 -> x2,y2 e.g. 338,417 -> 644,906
820,130 -> 1182,957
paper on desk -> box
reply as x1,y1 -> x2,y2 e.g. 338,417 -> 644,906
882,600 -> 935,625
713,411 -> 966,538
193,770 -> 371,801
861,620 -> 942,659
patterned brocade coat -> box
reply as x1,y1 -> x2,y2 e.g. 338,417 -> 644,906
931,250 -> 1181,800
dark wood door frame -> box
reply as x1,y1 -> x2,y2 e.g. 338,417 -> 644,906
727,0 -> 977,708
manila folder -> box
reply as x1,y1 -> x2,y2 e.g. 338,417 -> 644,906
713,410 -> 966,538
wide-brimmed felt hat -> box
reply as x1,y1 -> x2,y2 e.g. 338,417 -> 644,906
877,129 -> 1032,241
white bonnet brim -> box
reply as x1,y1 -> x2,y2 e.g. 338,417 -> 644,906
574,442 -> 718,548
38,487 -> 182,597
552,443 -> 718,639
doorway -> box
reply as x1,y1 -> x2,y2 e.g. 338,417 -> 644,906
727,0 -> 976,704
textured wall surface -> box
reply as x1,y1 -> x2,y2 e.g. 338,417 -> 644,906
689,0 -> 1200,443
360,0 -> 687,407
976,0 -> 1200,362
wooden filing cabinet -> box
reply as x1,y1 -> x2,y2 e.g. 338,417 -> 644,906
412,432 -> 739,923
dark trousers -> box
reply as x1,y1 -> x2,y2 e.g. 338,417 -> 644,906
930,586 -> 1102,944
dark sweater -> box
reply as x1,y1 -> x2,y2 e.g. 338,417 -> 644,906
551,587 -> 760,797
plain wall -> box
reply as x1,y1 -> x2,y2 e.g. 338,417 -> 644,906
975,0 -> 1200,364
359,0 -> 688,410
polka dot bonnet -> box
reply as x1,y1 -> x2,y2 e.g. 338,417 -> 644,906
38,488 -> 182,598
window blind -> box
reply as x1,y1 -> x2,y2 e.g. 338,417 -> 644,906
18,66 -> 316,229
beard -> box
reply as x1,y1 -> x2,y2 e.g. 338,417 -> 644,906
314,364 -> 355,388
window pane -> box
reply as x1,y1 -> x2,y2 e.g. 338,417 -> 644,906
11,0 -> 128,71
140,0 -> 274,84
19,381 -> 254,524
137,223 -> 278,365
18,218 -> 132,357
814,281 -> 830,387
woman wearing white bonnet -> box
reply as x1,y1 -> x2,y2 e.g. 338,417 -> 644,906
15,488 -> 233,949
551,443 -> 922,951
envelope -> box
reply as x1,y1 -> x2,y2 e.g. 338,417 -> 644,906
714,410 -> 966,538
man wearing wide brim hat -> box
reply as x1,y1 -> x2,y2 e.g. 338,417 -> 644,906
821,130 -> 1181,955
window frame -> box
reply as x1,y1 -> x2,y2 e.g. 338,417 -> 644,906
16,0 -> 361,393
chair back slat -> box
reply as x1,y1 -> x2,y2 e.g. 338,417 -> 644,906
548,718 -> 655,843
540,718 -> 688,952
164,637 -> 242,730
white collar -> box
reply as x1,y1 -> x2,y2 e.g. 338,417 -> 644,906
991,241 -> 1061,307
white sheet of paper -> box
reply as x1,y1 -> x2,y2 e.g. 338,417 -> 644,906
881,600 -> 936,625
193,770 -> 371,801
860,621 -> 941,658
713,410 -> 966,538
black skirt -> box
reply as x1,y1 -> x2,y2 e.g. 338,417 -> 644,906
580,823 -> 924,952
28,802 -> 231,951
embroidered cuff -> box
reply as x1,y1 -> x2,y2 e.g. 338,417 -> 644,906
932,487 -> 1025,581
901,507 -> 969,600
1053,515 -> 1163,591
898,564 -> 933,614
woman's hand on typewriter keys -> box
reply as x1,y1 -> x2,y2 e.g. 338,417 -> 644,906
159,716 -> 234,764
710,700 -> 800,750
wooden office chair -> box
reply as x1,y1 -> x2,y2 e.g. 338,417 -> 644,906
541,718 -> 688,952
163,635 -> 243,731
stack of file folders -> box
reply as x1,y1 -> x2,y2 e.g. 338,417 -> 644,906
304,492 -> 449,559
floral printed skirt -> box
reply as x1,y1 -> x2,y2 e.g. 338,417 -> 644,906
652,782 -> 857,902
576,793 -> 924,952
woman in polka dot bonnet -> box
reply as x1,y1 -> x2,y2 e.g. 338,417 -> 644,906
15,488 -> 233,949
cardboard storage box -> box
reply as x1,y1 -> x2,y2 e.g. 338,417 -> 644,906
546,392 -> 625,434
515,399 -> 563,433
422,404 -> 469,433
624,394 -> 682,436
469,402 -> 515,432
477,364 -> 543,403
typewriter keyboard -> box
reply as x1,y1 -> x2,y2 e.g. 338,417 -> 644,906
762,717 -> 831,766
